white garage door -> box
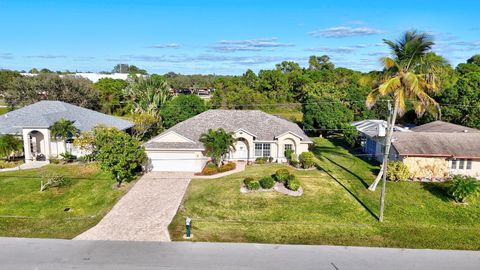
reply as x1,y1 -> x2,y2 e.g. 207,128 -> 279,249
148,152 -> 198,172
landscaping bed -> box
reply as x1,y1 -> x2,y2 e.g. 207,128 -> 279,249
0,164 -> 134,239
196,162 -> 236,176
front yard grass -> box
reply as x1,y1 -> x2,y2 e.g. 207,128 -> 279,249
169,138 -> 480,250
0,164 -> 132,239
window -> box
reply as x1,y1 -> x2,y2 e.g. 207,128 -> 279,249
467,159 -> 472,170
451,160 -> 457,169
284,144 -> 292,152
459,159 -> 465,169
254,143 -> 271,157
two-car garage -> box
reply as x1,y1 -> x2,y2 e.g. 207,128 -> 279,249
147,151 -> 203,172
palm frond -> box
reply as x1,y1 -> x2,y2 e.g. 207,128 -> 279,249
378,77 -> 401,95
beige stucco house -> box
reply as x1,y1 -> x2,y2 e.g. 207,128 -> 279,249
144,110 -> 312,172
0,100 -> 133,163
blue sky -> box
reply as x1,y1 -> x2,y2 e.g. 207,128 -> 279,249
0,0 -> 479,74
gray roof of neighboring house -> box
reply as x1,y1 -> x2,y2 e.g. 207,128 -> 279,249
391,132 -> 480,158
145,110 -> 312,150
0,100 -> 134,134
411,120 -> 480,133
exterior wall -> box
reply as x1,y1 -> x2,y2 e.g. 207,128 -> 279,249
231,131 -> 255,161
402,156 -> 449,179
448,159 -> 480,178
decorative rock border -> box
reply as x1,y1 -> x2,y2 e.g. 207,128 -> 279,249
240,182 -> 303,196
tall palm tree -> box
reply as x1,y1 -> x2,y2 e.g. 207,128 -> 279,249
50,118 -> 78,156
366,31 -> 442,220
0,134 -> 23,160
124,74 -> 173,116
199,128 -> 236,167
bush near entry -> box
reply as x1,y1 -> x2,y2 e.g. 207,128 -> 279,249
298,152 -> 315,169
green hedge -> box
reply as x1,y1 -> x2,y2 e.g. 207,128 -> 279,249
259,176 -> 276,189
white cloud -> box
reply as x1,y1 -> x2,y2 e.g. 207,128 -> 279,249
309,26 -> 385,38
148,43 -> 180,49
209,38 -> 294,52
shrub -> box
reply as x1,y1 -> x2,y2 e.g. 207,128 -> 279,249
60,152 -> 77,163
244,177 -> 260,190
202,163 -> 218,175
48,157 -> 61,164
298,152 -> 315,168
449,175 -> 479,203
284,149 -> 294,161
286,174 -> 301,191
275,168 -> 290,183
386,161 -> 410,182
40,172 -> 68,192
0,160 -> 17,169
259,176 -> 276,189
255,157 -> 266,164
268,157 -> 274,163
218,162 -> 236,173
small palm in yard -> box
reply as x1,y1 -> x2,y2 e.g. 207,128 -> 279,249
50,118 -> 78,156
449,175 -> 479,203
0,134 -> 23,159
367,31 -> 443,191
199,128 -> 235,167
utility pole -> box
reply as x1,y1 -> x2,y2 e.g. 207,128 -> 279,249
379,100 -> 394,222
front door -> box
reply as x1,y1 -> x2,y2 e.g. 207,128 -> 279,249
233,141 -> 248,160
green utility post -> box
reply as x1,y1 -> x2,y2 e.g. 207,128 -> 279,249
185,217 -> 192,238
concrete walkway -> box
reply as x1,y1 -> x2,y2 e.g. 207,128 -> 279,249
0,161 -> 48,172
75,172 -> 192,242
2,238 -> 480,270
192,161 -> 246,179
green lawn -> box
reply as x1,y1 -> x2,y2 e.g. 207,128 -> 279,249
0,107 -> 8,115
169,138 -> 480,250
0,164 -> 132,239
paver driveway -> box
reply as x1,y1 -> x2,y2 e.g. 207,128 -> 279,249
75,172 -> 192,242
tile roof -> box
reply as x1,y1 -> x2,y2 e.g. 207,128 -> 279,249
0,100 -> 134,134
145,110 -> 311,150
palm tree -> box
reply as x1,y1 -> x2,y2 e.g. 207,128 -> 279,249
0,134 -> 23,160
124,74 -> 173,116
366,31 -> 442,220
50,118 -> 78,156
199,128 -> 236,167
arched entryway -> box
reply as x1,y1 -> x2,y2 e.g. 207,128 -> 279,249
27,130 -> 46,161
232,138 -> 249,160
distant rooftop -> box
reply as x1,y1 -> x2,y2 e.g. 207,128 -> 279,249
0,100 -> 133,134
411,120 -> 480,133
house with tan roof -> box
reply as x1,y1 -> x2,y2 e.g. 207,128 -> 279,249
144,110 -> 312,172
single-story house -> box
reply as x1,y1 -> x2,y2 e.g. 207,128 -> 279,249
352,119 -> 411,162
144,110 -> 312,172
355,120 -> 480,179
0,100 -> 134,163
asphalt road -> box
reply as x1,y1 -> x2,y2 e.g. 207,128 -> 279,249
1,237 -> 479,270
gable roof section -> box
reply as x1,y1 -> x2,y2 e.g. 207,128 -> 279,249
145,110 -> 312,150
0,100 -> 134,134
391,132 -> 480,158
411,120 -> 480,133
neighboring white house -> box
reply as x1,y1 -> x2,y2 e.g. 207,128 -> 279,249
0,100 -> 134,163
352,119 -> 411,162
20,72 -> 146,83
144,110 -> 312,172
